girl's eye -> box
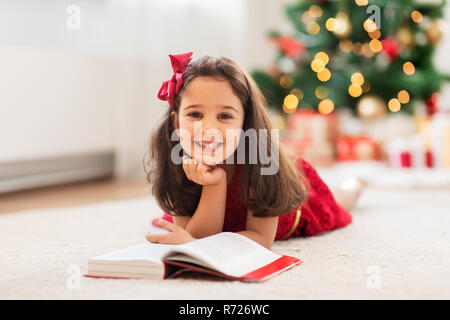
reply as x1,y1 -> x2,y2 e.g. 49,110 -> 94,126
188,112 -> 233,120
188,112 -> 201,118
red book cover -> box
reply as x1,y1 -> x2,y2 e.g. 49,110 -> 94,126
163,255 -> 302,282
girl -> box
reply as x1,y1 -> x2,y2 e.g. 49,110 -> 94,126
145,52 -> 363,249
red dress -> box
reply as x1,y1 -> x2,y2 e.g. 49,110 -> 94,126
152,157 -> 352,240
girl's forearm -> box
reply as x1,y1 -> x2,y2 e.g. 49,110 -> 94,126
237,230 -> 274,250
184,178 -> 228,239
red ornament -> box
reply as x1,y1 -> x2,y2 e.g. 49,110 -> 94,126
425,92 -> 440,115
381,36 -> 402,61
272,36 -> 306,58
425,150 -> 434,168
400,151 -> 412,168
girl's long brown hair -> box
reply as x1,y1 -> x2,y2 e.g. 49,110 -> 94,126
146,55 -> 308,218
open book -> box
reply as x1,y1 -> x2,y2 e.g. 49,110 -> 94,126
86,232 -> 302,282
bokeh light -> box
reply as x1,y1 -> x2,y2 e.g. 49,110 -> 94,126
326,18 -> 337,31
315,86 -> 328,99
318,99 -> 335,114
348,84 -> 363,97
309,5 -> 323,18
403,62 -> 415,75
339,39 -> 353,52
398,90 -> 410,104
369,39 -> 383,52
279,74 -> 293,88
368,29 -> 381,39
411,10 -> 423,23
317,68 -> 331,81
355,0 -> 368,5
284,94 -> 299,109
307,21 -> 320,35
311,59 -> 325,72
363,19 -> 377,33
353,42 -> 363,55
388,98 -> 401,112
315,52 -> 330,65
351,72 -> 364,86
290,88 -> 304,100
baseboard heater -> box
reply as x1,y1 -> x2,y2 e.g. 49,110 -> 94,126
0,151 -> 115,194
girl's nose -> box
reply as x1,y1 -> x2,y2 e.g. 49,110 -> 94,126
201,123 -> 222,141
200,116 -> 218,132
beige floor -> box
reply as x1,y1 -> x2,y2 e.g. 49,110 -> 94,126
0,178 -> 150,215
1,183 -> 449,299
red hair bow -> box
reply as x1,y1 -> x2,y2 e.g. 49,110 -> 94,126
157,52 -> 193,108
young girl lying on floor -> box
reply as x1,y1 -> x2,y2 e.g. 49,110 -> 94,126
146,52 -> 363,249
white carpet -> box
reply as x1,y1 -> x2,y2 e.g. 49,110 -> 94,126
1,186 -> 449,299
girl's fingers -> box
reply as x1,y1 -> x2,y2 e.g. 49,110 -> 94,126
157,219 -> 180,232
182,155 -> 212,183
196,163 -> 205,176
146,233 -> 166,243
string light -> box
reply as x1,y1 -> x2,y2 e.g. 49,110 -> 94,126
369,39 -> 383,52
283,92 -> 299,113
339,39 -> 353,52
311,51 -> 331,81
334,13 -> 351,37
315,86 -> 328,99
290,88 -> 304,100
315,52 -> 330,65
318,99 -> 335,114
403,62 -> 415,75
311,59 -> 325,72
363,19 -> 378,33
279,74 -> 293,88
309,5 -> 323,18
351,72 -> 364,86
355,0 -> 368,5
283,103 -> 297,114
353,42 -> 363,55
388,98 -> 401,112
368,29 -> 381,39
398,90 -> 410,104
362,82 -> 371,93
326,18 -> 338,31
411,10 -> 423,23
284,94 -> 299,112
302,12 -> 314,24
362,43 -> 375,57
348,84 -> 363,97
307,21 -> 320,34
317,68 -> 331,82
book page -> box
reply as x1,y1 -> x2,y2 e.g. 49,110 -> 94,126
90,242 -> 177,266
163,232 -> 281,278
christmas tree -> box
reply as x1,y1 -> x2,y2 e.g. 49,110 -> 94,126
251,0 -> 449,119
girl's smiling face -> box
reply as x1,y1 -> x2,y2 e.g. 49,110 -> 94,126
171,76 -> 245,166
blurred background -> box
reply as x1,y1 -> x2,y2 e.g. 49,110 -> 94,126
1,0 -> 449,211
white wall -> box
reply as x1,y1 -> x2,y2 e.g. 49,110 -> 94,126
0,46 -> 114,161
1,0 -> 448,179
0,0 -> 293,178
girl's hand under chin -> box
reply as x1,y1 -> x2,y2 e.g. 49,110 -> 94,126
182,155 -> 226,186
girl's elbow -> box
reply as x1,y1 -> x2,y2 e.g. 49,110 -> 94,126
263,238 -> 275,250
